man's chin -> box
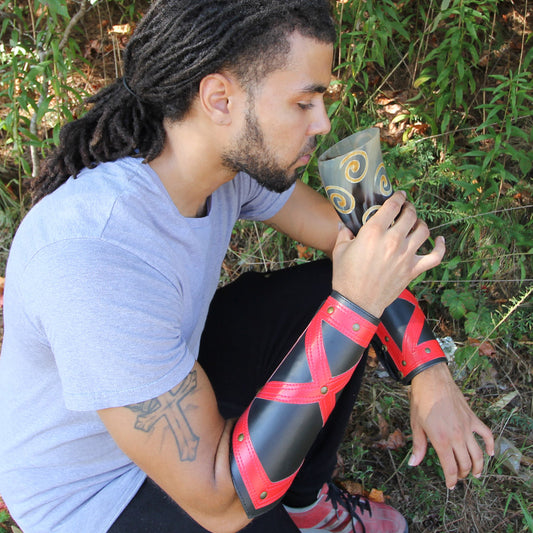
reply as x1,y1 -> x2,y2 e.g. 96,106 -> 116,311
252,171 -> 298,193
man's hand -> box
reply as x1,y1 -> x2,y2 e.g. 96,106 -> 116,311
408,362 -> 495,489
332,191 -> 446,318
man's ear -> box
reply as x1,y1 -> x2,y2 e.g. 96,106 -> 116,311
198,73 -> 243,126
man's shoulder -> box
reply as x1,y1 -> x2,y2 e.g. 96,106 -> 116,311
8,158 -> 162,267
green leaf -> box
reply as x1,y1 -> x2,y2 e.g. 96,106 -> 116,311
391,113 -> 411,124
441,289 -> 477,319
327,100 -> 342,117
35,95 -> 53,124
445,256 -> 462,270
53,122 -> 61,146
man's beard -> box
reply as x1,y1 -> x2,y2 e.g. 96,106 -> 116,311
222,109 -> 316,193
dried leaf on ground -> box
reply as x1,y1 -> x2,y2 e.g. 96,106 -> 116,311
109,24 -> 133,35
468,338 -> 498,358
491,391 -> 520,411
296,244 -> 313,260
340,480 -> 365,496
367,345 -> 378,368
377,413 -> 389,439
368,488 -> 385,503
495,436 -> 522,475
83,39 -> 103,58
374,428 -> 407,450
339,481 -> 386,504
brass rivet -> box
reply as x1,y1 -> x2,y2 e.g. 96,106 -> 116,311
327,306 -> 334,314
260,491 -> 268,500
385,336 -> 390,343
321,386 -> 328,394
425,348 -> 431,354
238,434 -> 244,442
353,323 -> 360,331
402,360 -> 407,366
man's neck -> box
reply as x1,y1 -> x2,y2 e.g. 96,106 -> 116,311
149,118 -> 234,218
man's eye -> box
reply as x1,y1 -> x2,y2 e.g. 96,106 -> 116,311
298,103 -> 314,110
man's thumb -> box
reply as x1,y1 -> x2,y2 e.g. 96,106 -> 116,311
335,222 -> 354,243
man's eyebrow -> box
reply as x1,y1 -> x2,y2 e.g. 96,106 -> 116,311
299,83 -> 329,94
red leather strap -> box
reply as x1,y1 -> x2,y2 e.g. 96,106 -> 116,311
317,295 -> 377,346
231,294 -> 378,513
377,289 -> 444,379
232,408 -> 300,509
257,296 -> 376,422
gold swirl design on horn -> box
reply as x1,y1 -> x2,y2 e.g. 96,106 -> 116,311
325,185 -> 355,215
339,150 -> 368,183
362,205 -> 381,225
376,163 -> 393,196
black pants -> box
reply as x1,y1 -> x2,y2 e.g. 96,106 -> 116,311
109,260 -> 367,532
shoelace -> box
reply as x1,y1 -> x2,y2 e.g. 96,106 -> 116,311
325,482 -> 372,533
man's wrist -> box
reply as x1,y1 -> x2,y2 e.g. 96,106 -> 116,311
330,290 -> 380,324
410,361 -> 451,388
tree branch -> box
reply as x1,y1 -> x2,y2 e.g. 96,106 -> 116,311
59,0 -> 89,52
30,0 -> 89,178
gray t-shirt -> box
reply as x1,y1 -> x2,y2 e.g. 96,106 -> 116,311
0,157 -> 294,532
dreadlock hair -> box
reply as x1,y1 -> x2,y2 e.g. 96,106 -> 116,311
32,0 -> 336,203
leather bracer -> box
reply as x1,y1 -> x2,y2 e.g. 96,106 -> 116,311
373,289 -> 448,384
230,291 -> 379,518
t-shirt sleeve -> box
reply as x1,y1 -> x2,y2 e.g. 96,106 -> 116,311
22,239 -> 195,411
236,172 -> 296,221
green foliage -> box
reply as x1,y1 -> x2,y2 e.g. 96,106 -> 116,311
331,0 -> 410,137
413,0 -> 500,137
464,60 -> 533,183
327,5 -> 532,529
505,493 -> 533,532
0,0 -> 88,206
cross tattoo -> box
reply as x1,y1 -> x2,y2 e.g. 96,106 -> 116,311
127,371 -> 200,462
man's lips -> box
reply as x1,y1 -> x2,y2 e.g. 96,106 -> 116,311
296,141 -> 317,164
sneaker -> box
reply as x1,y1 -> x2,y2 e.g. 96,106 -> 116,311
284,482 -> 408,533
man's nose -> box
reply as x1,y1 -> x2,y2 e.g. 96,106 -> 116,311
309,101 -> 331,136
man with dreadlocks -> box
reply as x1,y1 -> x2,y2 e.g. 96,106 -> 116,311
0,1 -> 494,532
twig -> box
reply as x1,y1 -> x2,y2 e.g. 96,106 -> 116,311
430,204 -> 533,231
384,448 -> 406,499
58,0 -> 88,52
484,285 -> 533,342
363,49 -> 411,109
29,47 -> 48,178
29,0 -> 89,179
517,0 -> 528,76
27,0 -> 36,42
461,284 -> 533,370
0,10 -> 17,21
253,222 -> 270,271
416,279 -> 533,284
412,113 -> 533,144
